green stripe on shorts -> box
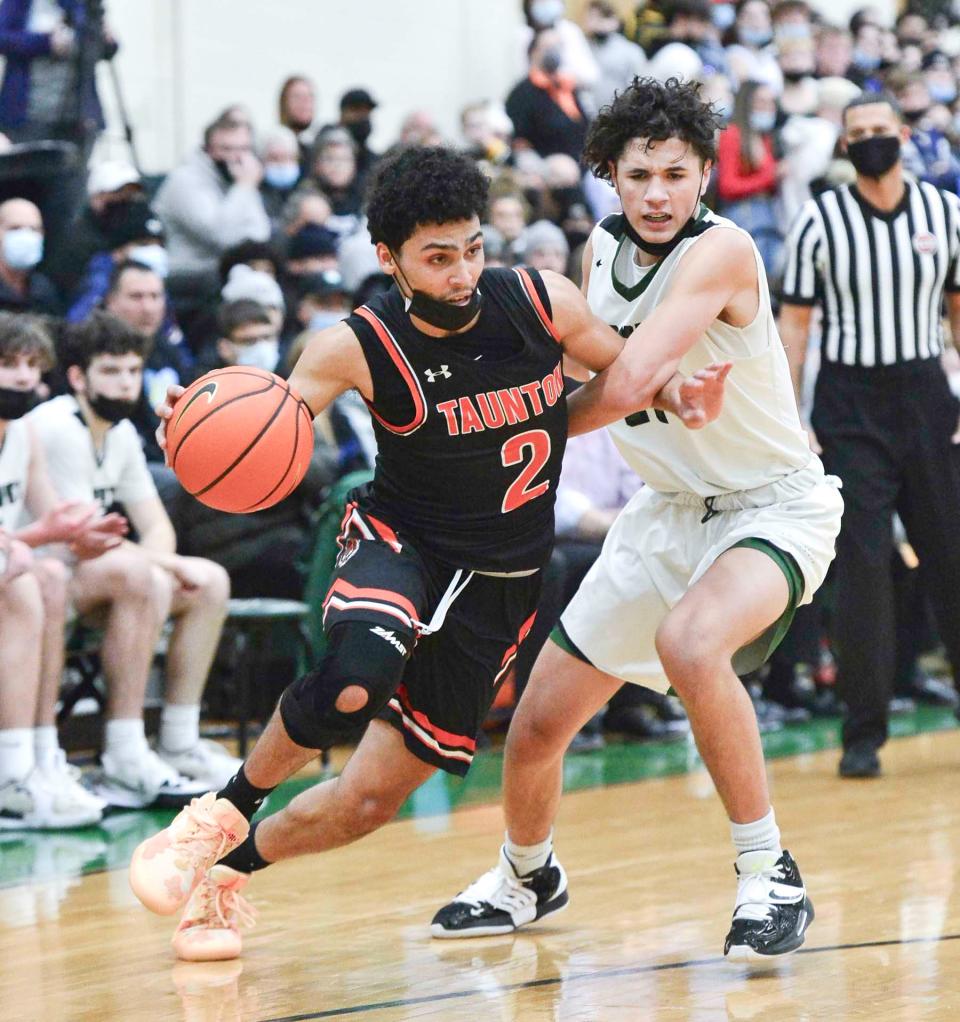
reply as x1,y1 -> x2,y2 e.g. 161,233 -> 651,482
550,620 -> 595,667
730,537 -> 804,676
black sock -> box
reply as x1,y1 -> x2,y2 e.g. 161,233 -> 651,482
217,765 -> 275,821
218,820 -> 271,874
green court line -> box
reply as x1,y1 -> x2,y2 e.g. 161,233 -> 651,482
0,706 -> 956,889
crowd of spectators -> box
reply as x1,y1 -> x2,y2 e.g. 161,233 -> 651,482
0,0 -> 959,825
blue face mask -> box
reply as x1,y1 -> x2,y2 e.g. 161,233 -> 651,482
852,49 -> 881,71
929,82 -> 958,104
3,228 -> 43,270
264,162 -> 300,190
750,111 -> 776,133
739,27 -> 772,48
712,3 -> 735,30
128,244 -> 169,279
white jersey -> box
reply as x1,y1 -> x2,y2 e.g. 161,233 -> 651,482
27,395 -> 157,513
588,208 -> 817,497
0,417 -> 30,531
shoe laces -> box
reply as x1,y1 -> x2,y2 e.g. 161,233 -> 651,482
456,863 -> 536,914
734,860 -> 793,922
173,797 -> 236,870
186,874 -> 256,932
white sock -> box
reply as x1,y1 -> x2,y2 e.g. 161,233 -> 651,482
159,703 -> 201,754
731,808 -> 782,859
505,830 -> 553,876
104,718 -> 149,760
33,725 -> 60,770
0,728 -> 35,782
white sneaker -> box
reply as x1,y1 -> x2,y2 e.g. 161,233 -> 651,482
88,747 -> 209,810
38,749 -> 107,821
0,767 -> 101,829
158,739 -> 242,790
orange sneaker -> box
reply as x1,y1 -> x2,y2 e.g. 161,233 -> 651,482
129,792 -> 249,915
172,865 -> 255,961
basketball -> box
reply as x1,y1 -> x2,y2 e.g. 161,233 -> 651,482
166,367 -> 314,513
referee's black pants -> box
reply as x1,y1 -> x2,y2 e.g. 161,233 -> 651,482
812,359 -> 960,752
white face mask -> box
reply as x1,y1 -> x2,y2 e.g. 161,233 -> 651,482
308,310 -> 345,331
233,337 -> 279,371
530,0 -> 564,27
3,227 -> 43,270
128,244 -> 169,279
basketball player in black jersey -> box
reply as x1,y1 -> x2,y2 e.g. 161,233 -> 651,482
128,145 -> 729,959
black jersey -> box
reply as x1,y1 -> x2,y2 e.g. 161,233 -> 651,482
344,266 -> 567,572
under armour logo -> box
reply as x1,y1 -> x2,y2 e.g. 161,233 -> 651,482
424,365 -> 452,382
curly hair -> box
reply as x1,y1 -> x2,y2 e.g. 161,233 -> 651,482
366,145 -> 489,251
583,77 -> 719,181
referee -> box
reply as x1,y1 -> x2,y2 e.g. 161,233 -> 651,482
780,92 -> 960,778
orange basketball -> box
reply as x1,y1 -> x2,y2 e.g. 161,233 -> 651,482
167,367 -> 314,513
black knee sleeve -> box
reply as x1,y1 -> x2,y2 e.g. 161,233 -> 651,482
279,620 -> 410,749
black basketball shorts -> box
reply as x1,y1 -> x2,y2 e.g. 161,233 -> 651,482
322,501 -> 542,775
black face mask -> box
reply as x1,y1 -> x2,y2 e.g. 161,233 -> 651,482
88,393 -> 138,424
782,69 -> 809,82
902,107 -> 928,123
847,135 -> 901,178
591,30 -> 612,43
212,158 -> 234,185
391,253 -> 483,332
0,386 -> 35,420
345,119 -> 372,146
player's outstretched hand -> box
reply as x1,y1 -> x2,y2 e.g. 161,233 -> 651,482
156,384 -> 186,467
676,362 -> 732,429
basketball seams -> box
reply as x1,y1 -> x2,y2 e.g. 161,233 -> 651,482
169,371 -> 279,469
239,398 -> 312,512
194,385 -> 292,498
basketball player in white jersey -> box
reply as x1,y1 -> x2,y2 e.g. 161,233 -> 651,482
0,314 -> 126,828
29,312 -> 238,809
433,78 -> 843,962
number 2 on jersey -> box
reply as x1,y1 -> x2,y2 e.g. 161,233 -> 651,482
501,429 -> 551,513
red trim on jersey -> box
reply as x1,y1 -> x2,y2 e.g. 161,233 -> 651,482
355,306 -> 428,435
366,513 -> 402,551
394,684 -> 477,751
514,267 -> 562,344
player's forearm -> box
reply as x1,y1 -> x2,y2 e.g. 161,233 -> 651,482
778,307 -> 812,408
567,359 -> 676,437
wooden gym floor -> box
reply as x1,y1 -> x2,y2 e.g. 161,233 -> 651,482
2,710 -> 960,1021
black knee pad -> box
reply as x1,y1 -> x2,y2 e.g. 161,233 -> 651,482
280,620 -> 411,749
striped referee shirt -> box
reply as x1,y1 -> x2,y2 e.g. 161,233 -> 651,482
781,177 -> 960,366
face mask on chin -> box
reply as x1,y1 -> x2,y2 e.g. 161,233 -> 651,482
0,385 -> 36,420
390,250 -> 482,332
620,168 -> 707,259
87,391 -> 138,424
